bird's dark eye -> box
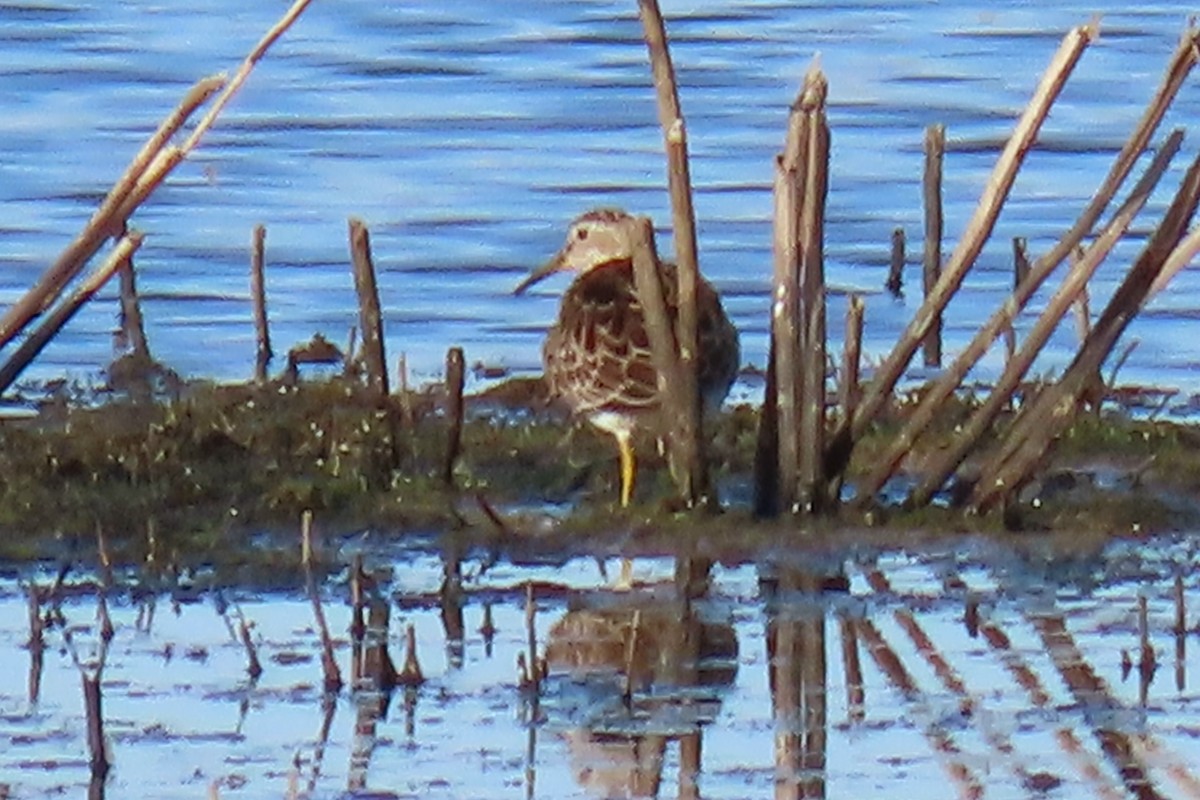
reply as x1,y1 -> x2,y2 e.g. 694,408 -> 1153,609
576,228 -> 589,241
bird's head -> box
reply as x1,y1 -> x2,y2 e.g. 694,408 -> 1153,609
513,208 -> 636,295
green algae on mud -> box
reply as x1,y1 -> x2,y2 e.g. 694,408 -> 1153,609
1,372 -> 1199,568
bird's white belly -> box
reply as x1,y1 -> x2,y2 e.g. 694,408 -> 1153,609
586,409 -> 637,439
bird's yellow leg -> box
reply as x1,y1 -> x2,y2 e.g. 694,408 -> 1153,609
617,431 -> 636,508
616,431 -> 635,590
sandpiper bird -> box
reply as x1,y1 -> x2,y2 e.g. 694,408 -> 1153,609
514,208 -> 740,508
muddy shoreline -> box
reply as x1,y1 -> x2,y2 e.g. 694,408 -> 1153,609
1,368 -> 1197,575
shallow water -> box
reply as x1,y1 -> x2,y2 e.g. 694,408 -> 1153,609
3,534 -> 1200,798
2,1 -> 1200,397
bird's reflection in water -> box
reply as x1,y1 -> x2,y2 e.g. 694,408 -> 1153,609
541,564 -> 736,799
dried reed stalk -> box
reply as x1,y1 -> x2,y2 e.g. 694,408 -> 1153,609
753,339 -> 780,516
886,227 -> 905,298
638,0 -> 707,506
922,124 -> 945,367
796,69 -> 829,512
524,582 -> 539,689
762,68 -> 815,515
0,77 -> 221,348
1,0 -> 316,351
238,613 -> 263,680
250,224 -> 271,383
0,232 -> 145,394
839,295 -> 864,430
828,22 -> 1098,464
769,157 -> 802,513
629,216 -> 692,504
835,297 -> 864,503
442,347 -> 466,486
970,149 -> 1200,513
302,510 -> 343,694
1013,236 -> 1031,290
901,130 -> 1183,508
115,220 -> 150,360
850,24 -> 1196,503
347,218 -> 389,399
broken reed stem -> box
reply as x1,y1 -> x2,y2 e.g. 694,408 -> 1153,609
441,346 -> 466,487
886,227 -> 905,298
301,510 -> 342,694
796,68 -> 829,513
95,526 -> 115,643
623,608 -> 643,704
1013,236 -> 1031,290
1138,593 -> 1154,702
902,130 -> 1183,508
0,232 -> 146,395
26,587 -> 45,705
840,295 -> 864,427
1073,255 -> 1092,343
922,124 -> 945,368
637,0 -> 706,506
397,623 -> 423,687
524,582 -> 539,688
629,216 -> 691,499
179,0 -> 316,155
239,613 -> 264,680
2,0 -> 316,355
250,224 -> 271,383
831,22 -> 1098,456
347,218 -> 389,399
0,76 -> 221,349
849,24 -> 1196,503
752,339 -> 780,517
769,158 -> 801,514
665,121 -> 708,505
115,221 -> 150,360
971,148 -> 1200,513
83,670 -> 109,781
1175,574 -> 1187,635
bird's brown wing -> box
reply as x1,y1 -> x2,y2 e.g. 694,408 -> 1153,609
544,262 -> 659,418
544,259 -> 740,417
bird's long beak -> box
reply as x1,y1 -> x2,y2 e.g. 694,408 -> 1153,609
513,248 -> 567,296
